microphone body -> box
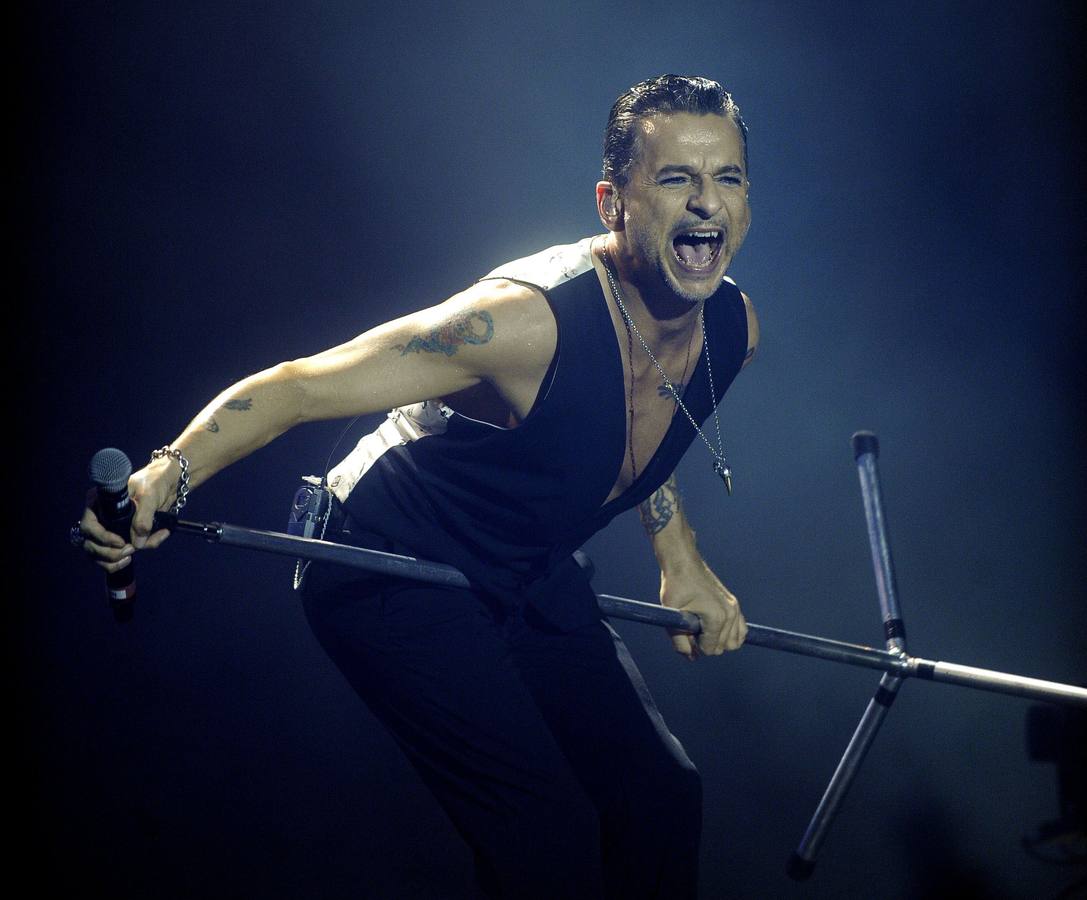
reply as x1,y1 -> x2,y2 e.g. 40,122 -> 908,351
89,448 -> 136,621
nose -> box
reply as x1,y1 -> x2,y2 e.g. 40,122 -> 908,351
687,175 -> 723,218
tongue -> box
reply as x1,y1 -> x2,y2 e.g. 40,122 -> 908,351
675,238 -> 713,268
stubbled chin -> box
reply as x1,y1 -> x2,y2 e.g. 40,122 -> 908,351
662,268 -> 719,303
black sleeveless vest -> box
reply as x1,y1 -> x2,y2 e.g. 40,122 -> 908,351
342,242 -> 748,627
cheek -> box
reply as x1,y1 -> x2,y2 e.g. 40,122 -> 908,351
626,210 -> 658,244
731,202 -> 751,242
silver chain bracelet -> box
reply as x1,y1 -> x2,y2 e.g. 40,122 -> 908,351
150,446 -> 191,513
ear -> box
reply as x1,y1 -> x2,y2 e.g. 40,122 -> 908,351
595,181 -> 624,231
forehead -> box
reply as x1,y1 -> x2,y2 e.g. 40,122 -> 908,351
633,112 -> 745,173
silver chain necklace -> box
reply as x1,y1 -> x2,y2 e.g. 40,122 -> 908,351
600,246 -> 733,494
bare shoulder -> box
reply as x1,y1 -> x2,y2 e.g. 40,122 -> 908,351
740,290 -> 759,367
460,277 -> 551,319
459,276 -> 550,313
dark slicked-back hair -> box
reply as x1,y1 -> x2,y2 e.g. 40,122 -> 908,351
602,74 -> 748,187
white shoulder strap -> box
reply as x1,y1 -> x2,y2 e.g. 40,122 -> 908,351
482,236 -> 597,291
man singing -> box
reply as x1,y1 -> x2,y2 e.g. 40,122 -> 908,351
77,74 -> 759,898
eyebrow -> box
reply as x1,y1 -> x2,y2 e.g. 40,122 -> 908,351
656,164 -> 745,176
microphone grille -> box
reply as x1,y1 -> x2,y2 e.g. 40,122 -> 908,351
89,448 -> 133,492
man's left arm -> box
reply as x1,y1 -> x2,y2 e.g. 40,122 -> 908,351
638,474 -> 747,660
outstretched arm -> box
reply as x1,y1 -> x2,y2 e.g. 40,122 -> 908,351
638,473 -> 747,659
79,279 -> 555,570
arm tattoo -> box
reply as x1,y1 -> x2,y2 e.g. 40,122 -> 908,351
394,310 -> 495,356
638,473 -> 680,536
202,398 -> 252,433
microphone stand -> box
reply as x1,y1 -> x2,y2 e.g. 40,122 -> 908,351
152,512 -> 1086,710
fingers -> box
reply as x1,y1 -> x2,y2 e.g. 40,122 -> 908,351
143,528 -> 172,550
696,631 -> 718,656
96,551 -> 134,574
695,607 -> 727,656
79,507 -> 126,548
721,608 -> 747,652
695,594 -> 746,656
82,536 -> 135,571
130,500 -> 158,549
78,506 -> 139,571
78,507 -> 132,566
669,631 -> 701,662
76,466 -> 174,569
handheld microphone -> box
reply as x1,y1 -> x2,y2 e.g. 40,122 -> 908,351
88,448 -> 136,622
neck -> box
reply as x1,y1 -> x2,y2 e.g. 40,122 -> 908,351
599,234 -> 701,346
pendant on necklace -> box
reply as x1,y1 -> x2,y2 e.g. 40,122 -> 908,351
713,459 -> 733,495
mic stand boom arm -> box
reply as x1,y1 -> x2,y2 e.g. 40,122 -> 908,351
153,512 -> 1086,710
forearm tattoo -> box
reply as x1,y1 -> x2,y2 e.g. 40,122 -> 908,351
394,310 -> 495,356
202,397 -> 253,432
638,473 -> 680,536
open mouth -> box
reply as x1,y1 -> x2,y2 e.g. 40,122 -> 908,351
672,229 -> 724,272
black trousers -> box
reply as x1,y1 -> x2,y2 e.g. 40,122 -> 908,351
301,506 -> 702,899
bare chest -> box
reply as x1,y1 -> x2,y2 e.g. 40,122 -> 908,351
604,346 -> 697,504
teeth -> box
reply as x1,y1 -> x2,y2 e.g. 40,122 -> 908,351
685,230 -> 719,239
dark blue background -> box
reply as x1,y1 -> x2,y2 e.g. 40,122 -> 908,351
24,2 -> 1084,897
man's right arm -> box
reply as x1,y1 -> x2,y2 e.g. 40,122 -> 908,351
80,278 -> 554,568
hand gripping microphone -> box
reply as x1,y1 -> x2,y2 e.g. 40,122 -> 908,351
88,448 -> 137,622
